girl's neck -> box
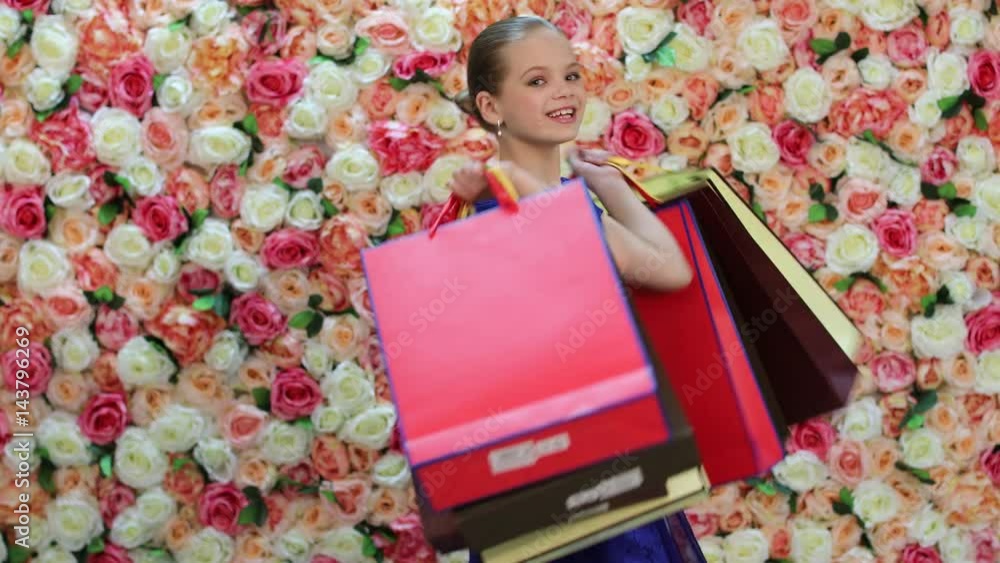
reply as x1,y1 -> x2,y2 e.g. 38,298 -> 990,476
498,139 -> 563,187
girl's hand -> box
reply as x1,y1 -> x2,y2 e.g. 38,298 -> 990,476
449,161 -> 489,202
567,148 -> 628,197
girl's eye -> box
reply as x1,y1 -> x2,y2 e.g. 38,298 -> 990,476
567,72 -> 581,81
529,78 -> 545,86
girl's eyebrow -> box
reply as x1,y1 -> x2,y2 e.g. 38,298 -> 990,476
520,62 -> 582,79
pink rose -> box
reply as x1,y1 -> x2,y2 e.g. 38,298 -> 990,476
79,392 -> 130,445
132,195 -> 189,242
109,54 -> 155,118
242,11 -> 289,61
921,147 -> 959,185
870,351 -> 917,393
2,342 -> 52,394
282,145 -> 325,189
772,119 -> 814,167
381,513 -> 437,563
210,165 -> 244,219
368,121 -> 444,175
837,279 -> 886,323
836,177 -> 887,224
968,50 -> 1000,100
74,68 -> 109,114
3,0 -> 49,13
198,482 -> 250,536
270,367 -> 323,420
827,440 -> 870,486
99,482 -> 135,528
246,58 -> 307,107
88,165 -> 123,206
603,110 -> 665,160
354,11 -> 412,56
221,404 -> 268,448
177,264 -> 221,304
392,51 -> 456,80
887,24 -> 929,68
786,418 -> 837,461
792,32 -> 820,71
981,446 -> 1000,486
782,232 -> 826,270
0,187 -> 46,239
872,209 -> 918,258
229,292 -> 287,346
142,109 -> 189,171
972,528 -> 999,563
260,228 -> 319,270
94,306 -> 140,351
685,511 -> 720,538
965,300 -> 1000,355
552,1 -> 592,42
87,542 -> 133,563
29,101 -> 96,173
677,0 -> 713,36
827,88 -> 907,139
901,544 -> 943,563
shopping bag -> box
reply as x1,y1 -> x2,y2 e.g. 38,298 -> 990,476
361,168 -> 697,512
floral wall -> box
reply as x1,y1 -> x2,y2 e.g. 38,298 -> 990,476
0,0 -> 998,562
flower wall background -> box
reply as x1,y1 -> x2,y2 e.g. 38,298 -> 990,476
0,0 -> 999,561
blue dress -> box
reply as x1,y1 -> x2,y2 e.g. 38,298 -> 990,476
467,183 -> 707,563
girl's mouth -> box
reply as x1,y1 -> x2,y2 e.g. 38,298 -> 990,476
546,107 -> 577,124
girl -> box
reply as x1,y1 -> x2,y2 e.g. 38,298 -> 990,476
450,15 -> 706,563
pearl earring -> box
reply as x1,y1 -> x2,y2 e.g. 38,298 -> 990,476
497,120 -> 502,137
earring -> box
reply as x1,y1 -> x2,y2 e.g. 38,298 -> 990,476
497,120 -> 502,137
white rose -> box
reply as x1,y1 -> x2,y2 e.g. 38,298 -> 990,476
135,487 -> 177,528
260,420 -> 311,465
129,548 -> 174,563
839,547 -> 876,562
825,224 -> 880,276
311,405 -> 347,434
381,172 -> 425,210
845,138 -> 886,182
286,190 -> 325,230
37,412 -> 91,467
241,184 -> 289,231
50,327 -> 100,372
4,436 -> 40,474
48,493 -> 102,552
4,138 -> 52,185
274,530 -> 312,563
34,548 -> 76,563
974,173 -> 1000,222
25,67 -> 66,112
111,509 -> 155,549
658,154 -> 688,172
911,305 -> 968,359
307,61 -> 358,113
0,6 -> 24,45
772,450 -> 829,493
939,529 -> 973,563
18,240 -> 71,295
45,173 -> 93,210
122,156 -> 164,198
190,0 -> 230,36
939,272 -> 980,310
927,50 -> 969,98
314,527 -> 368,563
30,16 -> 79,76
326,144 -> 380,191
900,427 -> 946,469
412,6 -> 460,52
322,361 -> 376,416
205,330 -> 247,374
616,7 -> 673,56
351,49 -> 391,85
52,0 -> 94,17
578,99 -> 613,142
340,404 -> 397,449
649,94 -> 690,134
91,108 -> 142,167
438,550 -> 472,563
286,97 -> 328,139
117,336 -> 177,388
193,437 -> 238,482
302,339 -> 334,377
188,126 -> 251,168
670,22 -> 712,73
316,20 -> 354,58
887,164 -> 923,207
861,0 -> 919,31
224,251 -> 265,292
699,537 -> 725,563
372,451 -> 411,488
950,8 -> 986,46
115,428 -> 168,489
105,224 -> 157,269
790,522 -> 833,563
852,479 -> 900,526
184,218 -> 234,271
907,503 -> 948,547
425,99 -> 468,139
909,89 -> 943,128
177,528 -> 234,563
149,403 -> 207,452
976,350 -> 1000,394
157,73 -> 197,115
839,397 -> 883,440
737,20 -> 789,71
723,529 -> 769,563
391,0 -> 432,14
144,26 -> 192,74
858,54 -> 895,90
956,135 -> 995,177
727,123 -> 780,173
146,249 -> 182,284
624,54 -> 653,83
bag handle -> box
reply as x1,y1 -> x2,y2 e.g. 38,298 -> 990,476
604,156 -> 663,207
428,165 -> 521,238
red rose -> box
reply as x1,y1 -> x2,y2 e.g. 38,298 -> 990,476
551,1 -> 592,42
94,306 -> 140,352
260,229 -> 319,270
99,482 -> 136,528
230,292 -> 287,346
282,145 -> 325,189
177,264 -> 221,304
771,119 -> 814,168
88,165 -> 123,206
0,187 -> 46,239
872,209 -> 918,258
108,54 -> 156,118
981,446 -> 1000,486
246,57 -> 308,107
79,392 -> 130,445
968,50 -> 1000,100
786,418 -> 837,461
382,513 -> 437,563
131,195 -> 189,242
210,165 -> 245,219
3,0 -> 49,13
29,101 -> 97,173
603,110 -> 666,160
368,121 -> 445,175
870,351 -> 916,393
198,482 -> 250,536
270,368 -> 322,420
677,0 -> 713,36
901,544 -> 942,563
87,542 -> 133,563
965,300 -> 1000,355
782,232 -> 826,270
921,146 -> 959,185
2,342 -> 52,394
887,24 -> 929,68
392,51 -> 456,80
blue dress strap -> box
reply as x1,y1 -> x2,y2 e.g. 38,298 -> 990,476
472,177 -> 604,218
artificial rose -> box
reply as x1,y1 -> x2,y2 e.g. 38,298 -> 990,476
887,24 -> 929,68
965,301 -> 1000,355
145,304 -> 227,366
229,292 -> 287,346
381,513 -> 437,563
2,341 -> 52,394
78,392 -> 130,445
771,119 -> 813,168
29,102 -> 97,174
94,306 -> 140,353
872,209 -> 918,258
0,187 -> 46,239
281,145 -> 325,190
209,165 -> 245,220
176,264 -> 221,304
837,177 -> 888,224
921,147 -> 959,185
870,351 -> 917,393
783,232 -> 826,270
787,418 -> 837,461
603,109 -> 665,160
367,120 -> 444,175
109,54 -> 156,118
142,109 -> 189,171
968,50 -> 1000,101
246,58 -> 308,107
900,544 -> 944,563
270,367 -> 323,421
259,228 -> 319,270
981,446 -> 1000,486
198,482 -> 249,536
392,51 -> 455,80
132,195 -> 189,243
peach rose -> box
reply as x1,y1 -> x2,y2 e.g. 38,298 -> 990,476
116,274 -> 171,322
281,26 -> 318,61
941,352 -> 977,389
868,436 -> 902,478
702,143 -> 733,175
718,499 -> 752,532
237,355 -> 274,391
355,10 -> 411,55
235,531 -> 274,562
638,68 -> 685,106
0,99 -> 32,138
146,304 -> 226,366
90,352 -> 125,394
912,199 -> 949,233
940,106 -> 976,151
880,311 -> 912,353
165,167 -> 211,215
164,457 -> 206,507
744,489 -> 791,527
49,211 -> 101,254
711,42 -> 756,89
395,83 -> 439,127
916,358 -> 945,390
177,365 -> 233,413
142,109 -> 189,171
892,69 -> 929,105
917,232 -> 969,271
800,483 -> 842,523
707,0 -> 756,39
681,73 -> 721,122
41,285 -> 94,330
0,48 -> 34,89
262,269 -> 312,315
763,525 -> 791,560
236,453 -> 276,490
257,332 -> 305,370
324,476 -> 371,526
46,372 -> 90,413
367,486 -> 409,526
54,466 -> 99,498
129,387 -> 173,427
590,14 -> 622,59
603,80 -> 638,113
311,435 -> 351,480
755,166 -> 793,210
574,42 -> 624,96
822,53 -> 862,101
926,11 -> 951,49
0,234 -> 19,283
830,514 -> 862,557
812,7 -> 856,40
828,440 -> 871,486
188,25 -> 250,96
968,256 -> 1000,290
326,107 -> 369,147
667,122 -> 710,164
230,219 -> 266,254
704,98 -> 750,142
770,0 -> 817,44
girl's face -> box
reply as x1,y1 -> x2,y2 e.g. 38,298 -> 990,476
490,29 -> 585,146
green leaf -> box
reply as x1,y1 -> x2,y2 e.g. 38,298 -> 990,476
386,214 -> 406,237
192,295 -> 215,311
851,48 -> 869,63
99,454 -> 113,477
306,311 -> 324,338
738,84 -> 755,94
239,158 -> 250,177
322,199 -> 339,217
975,108 -> 989,131
810,38 -> 837,55
45,199 -> 57,221
937,285 -> 954,305
114,174 -> 133,192
824,204 -> 840,221
912,390 -> 938,415
213,291 -> 231,319
39,458 -> 56,493
920,293 -> 937,312
755,481 -> 776,496
308,294 -> 323,309
9,545 -> 31,563
191,208 -> 210,228
956,202 -> 978,217
938,182 -> 957,200
937,95 -> 962,112
862,129 -> 878,144
252,387 -> 271,411
834,32 -> 851,50
942,97 -> 964,119
37,447 -> 50,460
242,114 -> 259,137
964,90 -> 987,109
921,182 -> 941,200
168,19 -> 186,32
854,271 -> 888,293
307,177 -> 323,193
906,414 -> 925,429
362,535 -> 378,557
322,490 -> 341,506
65,74 -> 83,95
153,73 -> 166,91
98,200 -> 122,226
94,285 -> 114,303
389,76 -> 409,91
832,501 -> 853,515
6,38 -> 25,59
354,36 -> 370,56
273,177 -> 295,192
653,44 -> 676,68
237,502 -> 260,525
289,310 -> 315,329
923,302 -> 936,318
788,492 -> 798,514
173,457 -> 193,471
808,183 -> 825,202
294,417 -> 313,431
834,276 -> 855,292
21,9 -> 33,23
807,203 -> 829,223
839,486 -> 855,508
309,54 -> 334,66
895,461 -> 935,484
87,536 -> 105,554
